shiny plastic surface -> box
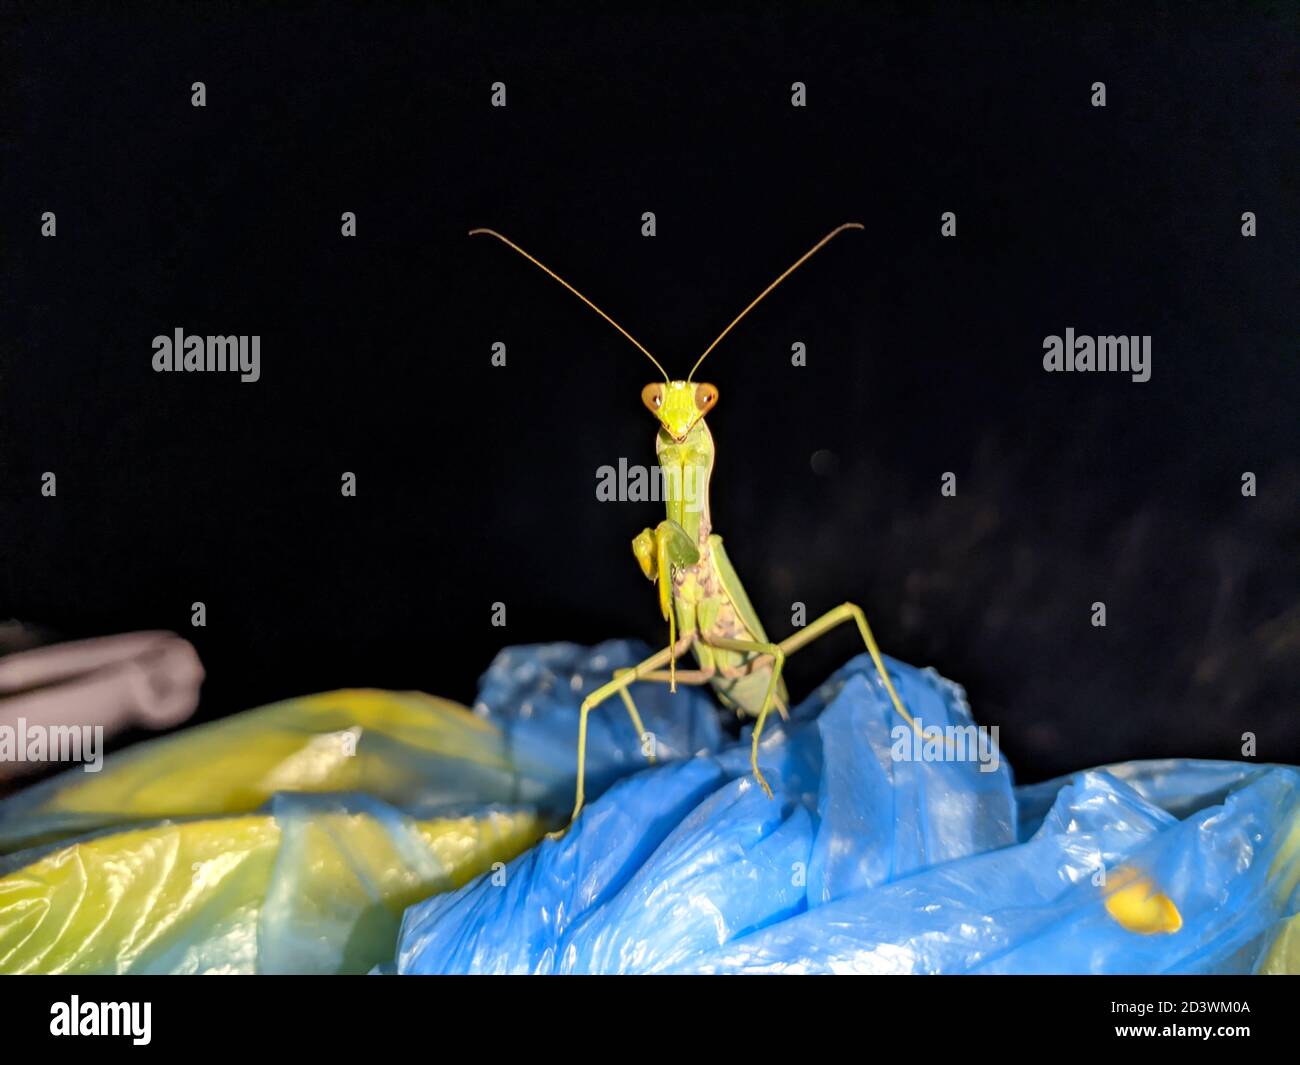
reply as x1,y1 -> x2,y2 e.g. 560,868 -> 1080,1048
0,798 -> 539,973
395,652 -> 1300,974
0,641 -> 720,856
3,642 -> 1294,975
0,641 -> 717,973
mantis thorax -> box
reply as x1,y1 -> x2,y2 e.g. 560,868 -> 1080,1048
655,414 -> 714,549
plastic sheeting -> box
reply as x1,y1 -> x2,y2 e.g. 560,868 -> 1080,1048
471,640 -> 723,807
2,641 -> 1295,975
0,641 -> 720,973
0,688 -> 516,855
0,798 -> 539,974
395,652 -> 1300,974
0,640 -> 720,856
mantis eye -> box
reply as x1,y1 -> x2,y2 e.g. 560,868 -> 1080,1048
641,383 -> 664,412
695,383 -> 718,413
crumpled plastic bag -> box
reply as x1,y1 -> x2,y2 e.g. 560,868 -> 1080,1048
471,640 -> 722,807
0,640 -> 721,856
0,796 -> 538,974
394,652 -> 1300,975
1261,914 -> 1300,974
4,639 -> 1294,975
0,640 -> 720,973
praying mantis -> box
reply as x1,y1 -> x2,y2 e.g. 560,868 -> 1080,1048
470,223 -> 923,829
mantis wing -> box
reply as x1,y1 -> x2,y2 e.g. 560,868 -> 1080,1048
709,534 -> 770,642
708,534 -> 790,708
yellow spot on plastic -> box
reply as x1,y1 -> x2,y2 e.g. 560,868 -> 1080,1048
1104,873 -> 1183,935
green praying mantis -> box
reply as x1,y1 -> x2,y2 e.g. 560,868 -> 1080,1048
470,223 -> 923,829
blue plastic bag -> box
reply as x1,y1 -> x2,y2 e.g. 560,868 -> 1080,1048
395,650 -> 1300,974
472,639 -> 723,812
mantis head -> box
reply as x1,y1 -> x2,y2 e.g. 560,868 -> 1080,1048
641,380 -> 718,441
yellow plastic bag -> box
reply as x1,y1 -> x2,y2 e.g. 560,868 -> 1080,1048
1261,914 -> 1300,974
0,801 -> 540,974
0,689 -> 528,854
0,687 -> 547,972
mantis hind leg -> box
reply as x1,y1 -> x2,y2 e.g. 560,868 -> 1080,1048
704,635 -> 786,801
779,602 -> 922,735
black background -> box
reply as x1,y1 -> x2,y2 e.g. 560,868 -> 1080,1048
3,2 -> 1296,781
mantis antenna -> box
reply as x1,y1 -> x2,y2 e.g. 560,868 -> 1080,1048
469,228 -> 669,381
687,222 -> 864,381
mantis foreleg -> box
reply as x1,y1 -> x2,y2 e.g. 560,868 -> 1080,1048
632,521 -> 699,692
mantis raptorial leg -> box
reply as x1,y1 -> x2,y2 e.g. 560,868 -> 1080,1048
634,519 -> 699,693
